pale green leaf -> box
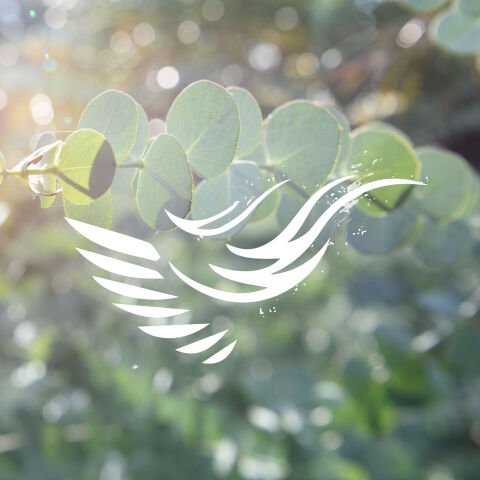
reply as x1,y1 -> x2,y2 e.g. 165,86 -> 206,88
265,101 -> 344,194
430,5 -> 480,55
78,89 -> 149,164
136,134 -> 193,230
79,90 -> 149,195
416,147 -> 474,222
57,129 -> 116,205
166,80 -> 240,179
349,123 -> 421,217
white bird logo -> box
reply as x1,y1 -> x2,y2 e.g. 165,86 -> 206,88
66,176 -> 422,364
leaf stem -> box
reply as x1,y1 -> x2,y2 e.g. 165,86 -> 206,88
3,161 -> 142,178
4,167 -> 58,177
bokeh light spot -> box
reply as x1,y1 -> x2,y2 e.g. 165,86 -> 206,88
29,93 -> 54,125
156,66 -> 179,89
177,20 -> 200,45
202,0 -> 225,22
133,22 -> 156,47
275,6 -> 299,31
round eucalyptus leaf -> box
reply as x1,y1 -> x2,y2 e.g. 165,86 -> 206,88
430,6 -> 480,55
57,129 -> 116,205
414,219 -> 473,267
349,123 -> 421,217
227,86 -> 262,159
399,0 -> 447,13
79,90 -> 149,165
416,147 -> 473,222
265,101 -> 343,194
64,190 -> 113,228
166,80 -> 240,179
136,134 -> 193,231
347,203 -> 420,255
191,161 -> 262,239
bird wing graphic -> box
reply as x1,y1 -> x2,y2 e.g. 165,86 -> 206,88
166,176 -> 424,302
66,217 -> 237,364
66,175 -> 423,364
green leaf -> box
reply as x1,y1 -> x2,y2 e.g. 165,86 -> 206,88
0,151 -> 5,186
416,147 -> 474,222
79,90 -> 149,194
430,5 -> 480,55
264,101 -> 344,194
414,219 -> 473,267
57,129 -> 116,205
227,86 -> 262,159
191,161 -> 262,238
399,0 -> 447,13
136,134 -> 193,230
347,202 -> 420,255
78,89 -> 149,164
349,123 -> 421,217
166,80 -> 240,179
63,190 -> 113,228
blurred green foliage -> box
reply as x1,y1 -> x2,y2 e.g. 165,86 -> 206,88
1,0 -> 480,479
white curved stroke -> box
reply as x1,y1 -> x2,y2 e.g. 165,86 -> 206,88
170,201 -> 240,228
169,240 -> 329,303
67,219 -> 236,364
138,324 -> 209,339
209,179 -> 423,287
77,249 -> 163,279
203,341 -> 237,364
177,330 -> 228,354
227,175 -> 353,260
165,180 -> 288,237
93,277 -> 177,300
227,177 -> 422,260
66,218 -> 160,261
114,304 -> 189,318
